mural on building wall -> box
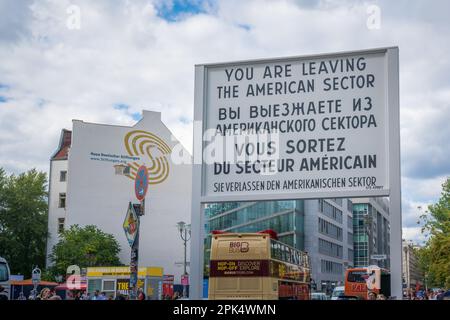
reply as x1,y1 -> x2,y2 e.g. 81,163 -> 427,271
109,130 -> 172,185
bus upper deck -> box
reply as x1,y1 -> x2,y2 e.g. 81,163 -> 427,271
208,230 -> 311,300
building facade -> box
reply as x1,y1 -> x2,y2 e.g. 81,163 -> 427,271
351,197 -> 390,269
304,198 -> 354,293
402,240 -> 423,289
46,129 -> 71,264
46,111 -> 192,281
203,198 -> 355,294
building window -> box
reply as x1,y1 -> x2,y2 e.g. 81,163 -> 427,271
318,218 -> 343,241
348,249 -> 354,261
58,218 -> 65,233
101,279 -> 116,299
347,200 -> 353,212
348,232 -> 353,245
319,200 -> 343,224
60,170 -> 67,182
114,165 -> 131,175
319,238 -> 343,258
59,193 -> 66,208
321,260 -> 343,274
347,216 -> 353,229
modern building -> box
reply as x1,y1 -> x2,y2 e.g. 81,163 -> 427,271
402,240 -> 423,289
304,198 -> 354,294
46,110 -> 192,281
351,197 -> 390,269
203,198 -> 355,294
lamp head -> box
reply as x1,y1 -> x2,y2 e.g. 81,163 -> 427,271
177,221 -> 186,232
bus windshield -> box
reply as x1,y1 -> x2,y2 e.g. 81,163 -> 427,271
347,271 -> 367,283
0,262 -> 9,282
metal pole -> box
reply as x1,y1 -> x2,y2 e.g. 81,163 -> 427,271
387,47 -> 403,300
190,64 -> 206,300
184,230 -> 187,276
129,200 -> 143,300
183,230 -> 187,298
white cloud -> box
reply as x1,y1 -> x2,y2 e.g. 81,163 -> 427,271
402,226 -> 427,246
0,0 -> 449,242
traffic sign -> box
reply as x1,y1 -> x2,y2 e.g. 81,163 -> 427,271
371,254 -> 387,260
134,166 -> 149,201
32,266 -> 41,285
123,202 -> 139,247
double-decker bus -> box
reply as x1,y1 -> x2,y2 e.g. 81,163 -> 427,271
208,230 -> 311,300
345,266 -> 391,299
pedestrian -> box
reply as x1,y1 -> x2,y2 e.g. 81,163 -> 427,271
376,294 -> 386,300
368,292 -> 377,300
49,288 -> 57,299
17,292 -> 26,300
115,293 -> 126,300
99,292 -> 108,300
38,288 -> 51,300
91,290 -> 100,300
137,288 -> 146,300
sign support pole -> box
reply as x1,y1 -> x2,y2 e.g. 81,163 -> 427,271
129,212 -> 140,300
129,165 -> 149,300
387,47 -> 402,300
190,65 -> 206,300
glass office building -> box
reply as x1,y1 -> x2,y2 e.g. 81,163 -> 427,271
203,198 -> 356,294
352,198 -> 390,269
203,200 -> 305,276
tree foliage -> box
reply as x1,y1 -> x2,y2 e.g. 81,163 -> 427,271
0,168 -> 48,278
49,224 -> 122,277
417,177 -> 450,289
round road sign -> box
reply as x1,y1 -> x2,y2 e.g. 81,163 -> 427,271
135,166 -> 149,201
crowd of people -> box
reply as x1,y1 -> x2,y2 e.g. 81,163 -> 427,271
26,288 -> 62,300
67,288 -> 147,300
403,288 -> 448,300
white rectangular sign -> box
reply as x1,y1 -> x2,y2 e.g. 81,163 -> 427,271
197,48 -> 397,202
371,254 -> 388,260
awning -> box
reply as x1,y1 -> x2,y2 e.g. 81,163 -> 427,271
10,279 -> 59,286
55,282 -> 87,291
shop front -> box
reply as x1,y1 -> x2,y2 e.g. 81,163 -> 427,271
86,266 -> 163,300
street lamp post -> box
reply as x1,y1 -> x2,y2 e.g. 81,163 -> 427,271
177,221 -> 191,298
31,266 -> 41,300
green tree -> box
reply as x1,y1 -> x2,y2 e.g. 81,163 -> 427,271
0,168 -> 48,278
417,177 -> 450,289
49,225 -> 122,277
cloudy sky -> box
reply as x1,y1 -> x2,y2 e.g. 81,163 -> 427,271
0,0 -> 449,244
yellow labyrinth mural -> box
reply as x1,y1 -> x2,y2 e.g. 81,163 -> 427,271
123,130 -> 171,184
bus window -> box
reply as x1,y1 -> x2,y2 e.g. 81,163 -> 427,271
347,271 -> 367,283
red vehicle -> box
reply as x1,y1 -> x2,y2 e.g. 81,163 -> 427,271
345,266 -> 391,299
